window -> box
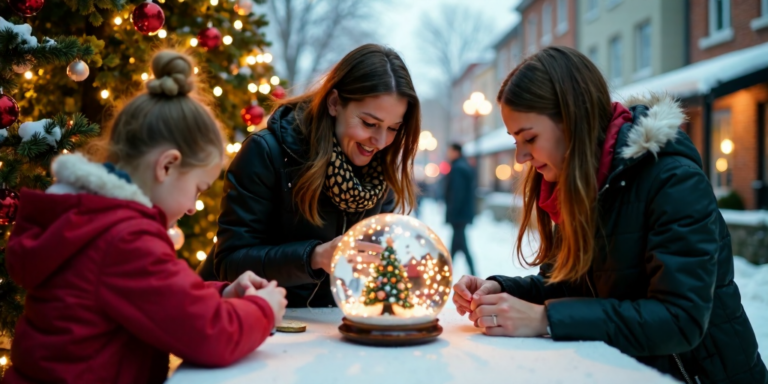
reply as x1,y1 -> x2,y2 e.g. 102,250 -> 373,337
556,0 -> 568,35
585,0 -> 599,22
750,0 -> 768,30
711,109 -> 733,191
635,21 -> 652,77
699,0 -> 733,48
541,3 -> 552,46
496,48 -> 507,82
526,15 -> 538,54
609,36 -> 622,85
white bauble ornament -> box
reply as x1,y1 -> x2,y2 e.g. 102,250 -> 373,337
67,59 -> 89,82
167,224 -> 185,250
234,0 -> 253,15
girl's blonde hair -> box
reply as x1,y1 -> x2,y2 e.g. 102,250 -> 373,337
100,49 -> 224,170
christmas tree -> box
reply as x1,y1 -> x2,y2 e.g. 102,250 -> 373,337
364,237 -> 413,315
0,0 -> 281,367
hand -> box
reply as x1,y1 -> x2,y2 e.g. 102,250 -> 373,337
468,293 -> 549,337
452,275 -> 502,316
249,280 -> 288,325
311,236 -> 343,274
222,271 -> 270,299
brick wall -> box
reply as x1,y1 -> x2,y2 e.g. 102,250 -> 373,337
690,0 -> 768,63
520,0 -> 577,54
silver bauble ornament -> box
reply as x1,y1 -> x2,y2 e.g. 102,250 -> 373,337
67,59 -> 90,82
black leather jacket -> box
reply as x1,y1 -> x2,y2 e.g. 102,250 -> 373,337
212,105 -> 396,308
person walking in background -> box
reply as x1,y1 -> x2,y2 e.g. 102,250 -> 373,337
445,143 -> 477,276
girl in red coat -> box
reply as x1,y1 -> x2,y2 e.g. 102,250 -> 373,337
3,49 -> 287,384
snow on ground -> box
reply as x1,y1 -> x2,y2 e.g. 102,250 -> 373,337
416,198 -> 768,366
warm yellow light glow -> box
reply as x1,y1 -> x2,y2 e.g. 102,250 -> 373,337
246,55 -> 257,65
210,0 -> 218,5
158,29 -> 167,38
256,54 -> 264,63
196,251 -> 207,260
425,163 -> 440,178
129,57 -> 135,64
194,67 -> 199,74
0,356 -> 7,366
196,200 -> 205,211
114,16 -> 123,25
478,100 -> 492,115
223,35 -> 233,45
470,91 -> 485,103
190,38 -> 198,47
141,72 -> 149,81
716,157 -> 728,172
513,162 -> 524,172
258,83 -> 271,94
496,164 -> 512,180
462,100 -> 477,115
247,125 -> 256,132
248,83 -> 258,93
234,20 -> 243,30
101,89 -> 109,99
720,139 -> 734,155
24,71 -> 32,79
213,236 -> 218,243
213,86 -> 223,97
270,75 -> 280,85
263,53 -> 273,63
233,142 -> 242,152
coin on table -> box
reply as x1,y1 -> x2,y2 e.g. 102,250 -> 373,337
276,320 -> 307,333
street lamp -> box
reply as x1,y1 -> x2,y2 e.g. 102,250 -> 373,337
462,92 -> 492,183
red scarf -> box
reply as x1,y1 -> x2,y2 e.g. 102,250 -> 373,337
538,102 -> 632,224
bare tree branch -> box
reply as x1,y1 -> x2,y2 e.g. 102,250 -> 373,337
262,0 -> 382,90
418,3 -> 494,105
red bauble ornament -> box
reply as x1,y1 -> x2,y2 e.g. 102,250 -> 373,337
0,94 -> 20,129
197,26 -> 222,50
272,85 -> 286,100
132,2 -> 165,35
0,189 -> 20,226
241,104 -> 265,126
8,0 -> 45,16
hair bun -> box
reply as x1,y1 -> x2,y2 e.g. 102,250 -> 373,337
146,50 -> 196,97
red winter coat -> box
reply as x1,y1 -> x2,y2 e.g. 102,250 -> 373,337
4,183 -> 274,383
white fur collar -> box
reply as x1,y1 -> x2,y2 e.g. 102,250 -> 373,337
47,153 -> 153,208
619,93 -> 687,159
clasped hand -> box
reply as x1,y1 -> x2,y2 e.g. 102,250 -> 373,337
452,275 -> 549,337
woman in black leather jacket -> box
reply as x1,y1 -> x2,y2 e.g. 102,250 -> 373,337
209,44 -> 421,308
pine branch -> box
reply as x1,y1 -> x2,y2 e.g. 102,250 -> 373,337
0,157 -> 22,188
57,113 -> 100,150
17,134 -> 51,159
14,36 -> 95,67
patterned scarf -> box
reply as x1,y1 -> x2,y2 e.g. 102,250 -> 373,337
325,138 -> 387,212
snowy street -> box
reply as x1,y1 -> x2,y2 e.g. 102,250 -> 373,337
415,198 -> 768,367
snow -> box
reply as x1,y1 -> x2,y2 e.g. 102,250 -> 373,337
612,41 -> 768,101
720,209 -> 768,227
0,17 -> 54,48
463,126 -> 516,157
18,119 -> 61,146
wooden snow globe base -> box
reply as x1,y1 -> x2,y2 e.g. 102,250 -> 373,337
339,314 -> 443,347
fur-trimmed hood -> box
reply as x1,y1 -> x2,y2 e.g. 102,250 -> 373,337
618,93 -> 688,160
47,153 -> 152,207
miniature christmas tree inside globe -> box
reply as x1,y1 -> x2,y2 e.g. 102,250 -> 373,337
331,213 -> 453,330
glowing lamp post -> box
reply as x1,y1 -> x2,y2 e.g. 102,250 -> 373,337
462,92 -> 492,183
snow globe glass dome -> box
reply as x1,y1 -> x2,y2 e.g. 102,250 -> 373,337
330,213 -> 453,345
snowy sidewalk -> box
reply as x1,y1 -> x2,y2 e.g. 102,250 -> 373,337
416,198 -> 768,367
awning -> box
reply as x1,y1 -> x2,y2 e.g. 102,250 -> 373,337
462,126 -> 516,157
612,42 -> 768,101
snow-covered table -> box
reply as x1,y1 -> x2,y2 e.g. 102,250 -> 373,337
167,306 -> 678,384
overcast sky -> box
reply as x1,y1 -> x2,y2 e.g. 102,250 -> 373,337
372,0 -> 521,99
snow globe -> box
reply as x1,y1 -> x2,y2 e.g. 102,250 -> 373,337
330,213 -> 453,345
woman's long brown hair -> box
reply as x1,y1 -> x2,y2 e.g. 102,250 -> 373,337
274,44 -> 420,226
497,46 -> 613,283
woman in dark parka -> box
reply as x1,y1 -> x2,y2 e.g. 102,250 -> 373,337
210,44 -> 420,309
453,46 -> 767,384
